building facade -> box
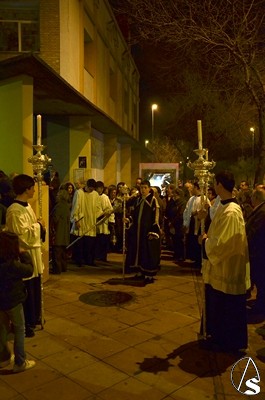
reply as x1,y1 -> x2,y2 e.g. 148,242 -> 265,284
0,0 -> 144,186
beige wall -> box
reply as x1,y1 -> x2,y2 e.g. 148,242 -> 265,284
59,0 -> 82,89
0,75 -> 33,176
56,0 -> 139,141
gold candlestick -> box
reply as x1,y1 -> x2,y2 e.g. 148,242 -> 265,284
28,145 -> 51,219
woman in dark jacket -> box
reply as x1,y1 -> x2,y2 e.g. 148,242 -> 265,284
0,231 -> 35,373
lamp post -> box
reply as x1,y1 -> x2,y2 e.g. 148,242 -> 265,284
250,127 -> 255,161
151,103 -> 158,141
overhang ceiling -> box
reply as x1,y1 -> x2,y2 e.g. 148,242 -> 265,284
0,53 -> 145,149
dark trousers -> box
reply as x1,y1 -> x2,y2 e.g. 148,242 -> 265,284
95,234 -> 110,262
202,284 -> 248,351
83,236 -> 96,265
23,277 -> 41,328
186,217 -> 201,266
172,233 -> 184,260
52,245 -> 67,273
71,235 -> 84,266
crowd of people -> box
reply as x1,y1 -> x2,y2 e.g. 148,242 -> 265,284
0,167 -> 265,371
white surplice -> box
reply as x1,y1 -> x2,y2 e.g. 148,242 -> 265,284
6,202 -> 44,278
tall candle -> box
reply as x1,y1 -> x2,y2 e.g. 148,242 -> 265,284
37,114 -> 42,146
205,149 -> 208,160
197,120 -> 203,150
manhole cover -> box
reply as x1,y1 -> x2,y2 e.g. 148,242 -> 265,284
79,290 -> 134,307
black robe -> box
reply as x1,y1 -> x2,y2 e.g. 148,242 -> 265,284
125,192 -> 160,276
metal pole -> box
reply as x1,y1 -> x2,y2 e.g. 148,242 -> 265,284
28,121 -> 51,330
122,195 -> 126,280
151,108 -> 154,142
187,146 -> 216,341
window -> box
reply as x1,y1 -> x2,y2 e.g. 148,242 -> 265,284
84,29 -> 95,76
0,3 -> 39,52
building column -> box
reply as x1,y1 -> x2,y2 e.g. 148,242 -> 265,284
120,144 -> 132,187
131,148 -> 141,181
0,75 -> 50,282
0,75 -> 33,175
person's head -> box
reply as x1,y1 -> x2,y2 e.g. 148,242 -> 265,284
108,185 -> 117,199
12,174 -> 35,197
117,182 -> 125,191
192,181 -> 200,195
0,231 -> 20,262
95,181 -> 104,195
140,179 -> 151,197
172,188 -> 183,200
251,187 -> 265,208
166,184 -> 176,196
0,170 -> 7,179
232,187 -> 239,198
56,188 -> 71,204
214,171 -> 235,196
0,180 -> 12,195
87,178 -> 96,191
239,181 -> 249,191
64,182 -> 75,196
207,186 -> 217,201
154,186 -> 161,197
135,177 -> 142,189
74,179 -> 85,190
255,184 -> 265,190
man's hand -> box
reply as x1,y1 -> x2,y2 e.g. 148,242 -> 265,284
198,233 -> 207,245
37,218 -> 45,229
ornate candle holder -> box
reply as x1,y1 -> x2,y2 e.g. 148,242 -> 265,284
28,144 -> 51,219
187,147 -> 216,340
187,148 -> 216,203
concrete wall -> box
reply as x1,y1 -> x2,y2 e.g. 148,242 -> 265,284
0,76 -> 33,176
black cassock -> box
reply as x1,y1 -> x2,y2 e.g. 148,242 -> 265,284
125,192 -> 161,277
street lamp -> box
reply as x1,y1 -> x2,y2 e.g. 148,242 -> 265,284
151,103 -> 158,141
250,127 -> 255,161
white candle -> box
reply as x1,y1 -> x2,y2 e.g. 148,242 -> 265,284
205,149 -> 208,160
37,114 -> 42,146
197,120 -> 203,150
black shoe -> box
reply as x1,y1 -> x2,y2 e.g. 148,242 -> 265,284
144,277 -> 154,284
25,327 -> 35,338
133,274 -> 145,280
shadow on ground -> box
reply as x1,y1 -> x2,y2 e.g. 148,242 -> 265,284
137,341 -> 244,377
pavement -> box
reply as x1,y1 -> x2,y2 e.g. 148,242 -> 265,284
0,249 -> 265,400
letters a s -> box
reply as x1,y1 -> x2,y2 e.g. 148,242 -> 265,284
244,377 -> 260,395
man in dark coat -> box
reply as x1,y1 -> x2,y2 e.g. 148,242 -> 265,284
245,186 -> 265,322
125,180 -> 161,284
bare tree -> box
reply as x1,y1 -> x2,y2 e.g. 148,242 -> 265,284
112,0 -> 265,183
146,137 -> 181,163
